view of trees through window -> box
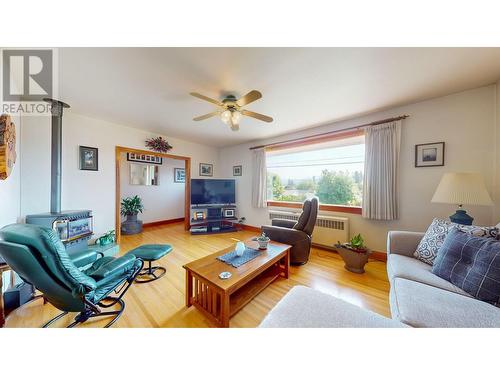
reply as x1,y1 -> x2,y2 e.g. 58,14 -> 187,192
266,136 -> 365,206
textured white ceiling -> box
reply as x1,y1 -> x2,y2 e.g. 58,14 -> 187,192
59,48 -> 500,147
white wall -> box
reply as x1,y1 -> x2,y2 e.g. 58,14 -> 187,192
120,154 -> 185,223
219,85 -> 498,252
0,111 -> 22,227
20,112 -> 219,235
495,80 -> 500,220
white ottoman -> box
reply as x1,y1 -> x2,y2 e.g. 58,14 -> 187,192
259,285 -> 406,328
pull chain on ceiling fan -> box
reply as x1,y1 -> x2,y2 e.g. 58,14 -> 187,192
190,90 -> 273,131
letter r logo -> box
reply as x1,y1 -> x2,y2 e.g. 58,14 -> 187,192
2,49 -> 53,101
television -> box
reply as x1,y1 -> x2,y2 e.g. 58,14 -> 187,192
191,179 -> 236,205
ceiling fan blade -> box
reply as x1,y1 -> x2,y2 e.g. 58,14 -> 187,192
236,90 -> 262,106
193,112 -> 220,121
190,92 -> 223,106
241,109 -> 273,123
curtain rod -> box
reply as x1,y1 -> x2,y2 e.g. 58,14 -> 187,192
249,114 -> 409,150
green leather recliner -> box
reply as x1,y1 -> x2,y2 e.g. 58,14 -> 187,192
0,224 -> 143,328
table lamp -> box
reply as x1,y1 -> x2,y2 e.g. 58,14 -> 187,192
431,172 -> 493,225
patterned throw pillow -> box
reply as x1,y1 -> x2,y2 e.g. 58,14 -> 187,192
432,228 -> 500,307
414,218 -> 499,265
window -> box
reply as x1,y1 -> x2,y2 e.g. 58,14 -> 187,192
266,134 -> 365,207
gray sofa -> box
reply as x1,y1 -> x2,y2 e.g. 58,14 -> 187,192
260,231 -> 500,328
387,231 -> 500,328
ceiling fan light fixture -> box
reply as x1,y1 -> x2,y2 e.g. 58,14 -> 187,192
220,110 -> 232,125
191,90 -> 272,131
231,110 -> 241,124
221,109 -> 242,129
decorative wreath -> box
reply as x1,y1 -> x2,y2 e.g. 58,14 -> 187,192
145,136 -> 173,153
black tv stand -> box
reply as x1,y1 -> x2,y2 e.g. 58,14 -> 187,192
189,204 -> 238,235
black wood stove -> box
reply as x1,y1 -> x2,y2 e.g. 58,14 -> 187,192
25,99 -> 93,254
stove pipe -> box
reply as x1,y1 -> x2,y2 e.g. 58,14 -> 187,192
43,98 -> 70,214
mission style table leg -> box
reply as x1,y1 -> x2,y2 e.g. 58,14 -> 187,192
185,269 -> 193,307
221,292 -> 230,328
282,249 -> 290,278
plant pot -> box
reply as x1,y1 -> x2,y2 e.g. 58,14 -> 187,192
336,246 -> 370,274
257,239 -> 270,250
121,214 -> 143,235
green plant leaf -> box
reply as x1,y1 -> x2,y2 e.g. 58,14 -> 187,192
121,195 -> 144,216
349,233 -> 365,249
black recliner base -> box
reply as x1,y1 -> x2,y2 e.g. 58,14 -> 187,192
135,261 -> 166,283
43,298 -> 125,328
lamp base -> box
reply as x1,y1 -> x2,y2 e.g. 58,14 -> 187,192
449,209 -> 473,225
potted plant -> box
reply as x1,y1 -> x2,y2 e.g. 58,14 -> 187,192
256,232 -> 270,250
335,234 -> 371,274
121,195 -> 144,235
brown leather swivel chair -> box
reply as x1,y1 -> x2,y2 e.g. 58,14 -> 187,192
261,197 -> 319,265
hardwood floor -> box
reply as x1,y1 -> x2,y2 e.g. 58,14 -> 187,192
5,223 -> 390,328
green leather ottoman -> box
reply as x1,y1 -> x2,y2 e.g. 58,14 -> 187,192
128,244 -> 172,283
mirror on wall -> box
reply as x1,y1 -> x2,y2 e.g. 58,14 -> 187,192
129,163 -> 159,186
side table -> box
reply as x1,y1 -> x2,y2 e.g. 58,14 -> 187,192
0,263 -> 12,327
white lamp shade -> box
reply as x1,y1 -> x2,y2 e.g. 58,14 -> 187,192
431,172 -> 493,206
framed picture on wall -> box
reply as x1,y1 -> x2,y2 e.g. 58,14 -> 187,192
174,168 -> 185,183
79,146 -> 98,171
199,163 -> 213,176
127,152 -> 163,165
233,165 -> 242,176
415,142 -> 445,167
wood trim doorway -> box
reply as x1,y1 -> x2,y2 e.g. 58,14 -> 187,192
115,146 -> 191,244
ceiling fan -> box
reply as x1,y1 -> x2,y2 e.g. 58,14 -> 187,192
190,90 -> 273,131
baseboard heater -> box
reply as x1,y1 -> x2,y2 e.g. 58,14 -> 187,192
268,210 -> 349,249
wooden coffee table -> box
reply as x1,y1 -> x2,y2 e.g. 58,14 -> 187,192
183,239 -> 291,327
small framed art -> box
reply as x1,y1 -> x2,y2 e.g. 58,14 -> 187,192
199,163 -> 213,176
233,165 -> 242,176
174,168 -> 185,183
79,146 -> 98,171
415,142 -> 445,167
127,152 -> 162,165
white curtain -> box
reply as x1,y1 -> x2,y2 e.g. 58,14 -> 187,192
252,148 -> 267,208
362,120 -> 402,220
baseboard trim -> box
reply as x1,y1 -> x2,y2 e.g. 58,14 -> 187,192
368,251 -> 387,262
312,243 -> 387,262
143,217 -> 185,228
